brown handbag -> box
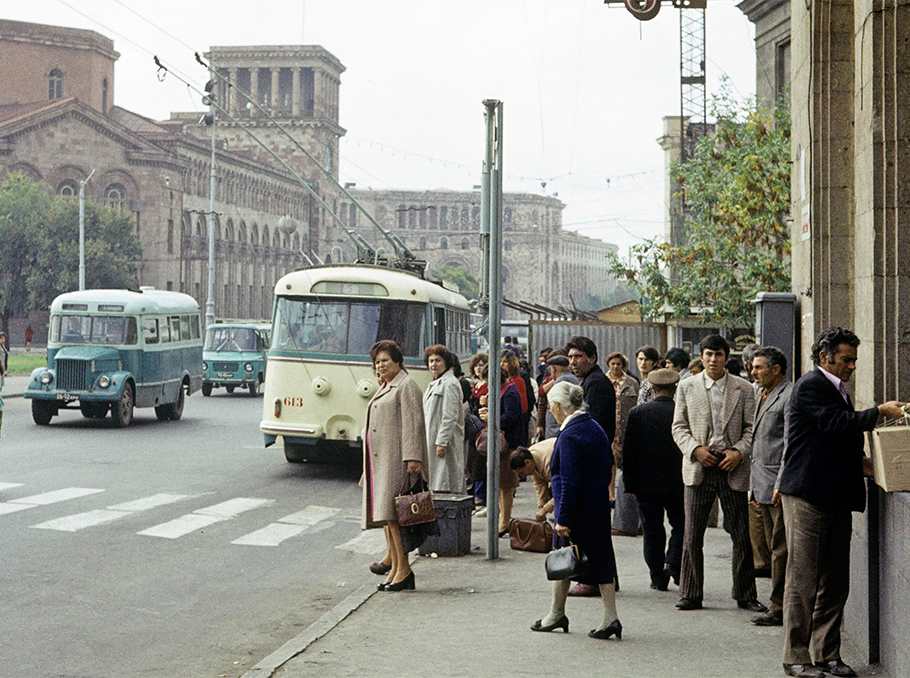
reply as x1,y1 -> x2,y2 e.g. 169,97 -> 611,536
395,473 -> 436,527
509,518 -> 554,553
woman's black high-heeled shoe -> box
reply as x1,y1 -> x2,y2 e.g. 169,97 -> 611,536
530,615 -> 569,633
377,582 -> 389,591
383,571 -> 415,592
588,619 -> 622,640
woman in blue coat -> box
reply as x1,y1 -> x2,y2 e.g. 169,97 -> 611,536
531,381 -> 622,640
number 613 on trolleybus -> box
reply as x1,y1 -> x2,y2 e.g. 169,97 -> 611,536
260,264 -> 471,462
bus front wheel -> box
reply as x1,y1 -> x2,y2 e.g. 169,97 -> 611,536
202,382 -> 213,397
249,378 -> 260,396
32,400 -> 56,426
111,385 -> 134,428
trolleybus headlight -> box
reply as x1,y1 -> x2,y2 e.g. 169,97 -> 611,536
357,379 -> 377,398
202,361 -> 208,371
39,371 -> 53,385
98,375 -> 111,389
245,363 -> 254,372
312,377 -> 331,396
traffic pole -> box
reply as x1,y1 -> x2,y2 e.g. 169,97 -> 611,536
78,169 -> 95,291
482,99 -> 503,560
205,71 -> 217,330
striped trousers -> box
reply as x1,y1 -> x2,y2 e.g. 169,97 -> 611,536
680,467 -> 756,603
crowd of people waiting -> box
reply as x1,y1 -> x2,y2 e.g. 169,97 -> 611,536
361,326 -> 905,678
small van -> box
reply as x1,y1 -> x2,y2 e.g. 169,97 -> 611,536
202,323 -> 270,396
24,288 -> 203,427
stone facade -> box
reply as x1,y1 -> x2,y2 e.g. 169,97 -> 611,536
346,188 -> 619,309
0,19 -> 117,114
739,0 -> 910,672
736,0 -> 791,109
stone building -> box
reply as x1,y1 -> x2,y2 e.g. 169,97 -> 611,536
739,1 -> 910,673
346,188 -> 619,309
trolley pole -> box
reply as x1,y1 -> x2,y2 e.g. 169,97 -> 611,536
78,169 -> 95,291
482,99 -> 504,560
205,71 -> 217,330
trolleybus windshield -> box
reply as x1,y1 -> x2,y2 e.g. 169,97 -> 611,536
273,296 -> 426,357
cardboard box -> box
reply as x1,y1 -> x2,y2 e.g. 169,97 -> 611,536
870,425 -> 910,492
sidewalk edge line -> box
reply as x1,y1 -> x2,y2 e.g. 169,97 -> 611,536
239,582 -> 377,678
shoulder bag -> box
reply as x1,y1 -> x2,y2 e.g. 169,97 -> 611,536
545,541 -> 589,581
509,518 -> 553,553
395,473 -> 436,527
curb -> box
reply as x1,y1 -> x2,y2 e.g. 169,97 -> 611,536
239,582 -> 377,678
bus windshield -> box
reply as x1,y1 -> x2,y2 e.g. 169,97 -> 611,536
50,314 -> 138,345
205,327 -> 259,352
272,296 -> 426,357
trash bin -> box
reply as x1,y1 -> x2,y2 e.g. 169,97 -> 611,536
418,494 -> 473,557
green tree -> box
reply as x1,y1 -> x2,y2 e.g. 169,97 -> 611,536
28,199 -> 142,308
436,264 -> 480,300
0,173 -> 52,336
607,90 -> 791,327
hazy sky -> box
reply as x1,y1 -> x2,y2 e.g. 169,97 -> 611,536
5,1 -> 758,257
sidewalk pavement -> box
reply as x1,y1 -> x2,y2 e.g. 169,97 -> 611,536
261,486 -> 879,678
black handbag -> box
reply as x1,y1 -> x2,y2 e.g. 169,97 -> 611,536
545,542 -> 589,581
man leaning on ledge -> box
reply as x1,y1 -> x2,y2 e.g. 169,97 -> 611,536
778,327 -> 906,678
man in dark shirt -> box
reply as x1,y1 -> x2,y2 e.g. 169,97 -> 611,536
564,335 -> 616,597
778,327 -> 905,678
622,368 -> 684,591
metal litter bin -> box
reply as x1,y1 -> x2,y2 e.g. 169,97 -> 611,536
418,494 -> 473,557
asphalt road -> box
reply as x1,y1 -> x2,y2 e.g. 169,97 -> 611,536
0,390 -> 374,678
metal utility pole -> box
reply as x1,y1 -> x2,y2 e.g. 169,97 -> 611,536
78,169 -> 95,291
205,74 -> 218,329
481,99 -> 504,560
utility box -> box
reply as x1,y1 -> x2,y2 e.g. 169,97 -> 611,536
751,292 -> 797,379
418,495 -> 473,557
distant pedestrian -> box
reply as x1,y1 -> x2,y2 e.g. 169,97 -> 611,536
726,357 -> 745,378
510,437 -> 555,521
741,343 -> 772,579
748,346 -> 793,627
467,353 -> 489,512
530,382 -> 621,640
622,368 -> 684,591
635,345 -> 661,405
665,347 -> 691,379
605,352 -> 640,538
778,328 -> 905,678
0,332 -> 8,373
671,334 -> 765,613
687,358 -> 704,376
503,336 -> 520,358
537,347 -> 552,385
0,351 -> 5,439
362,340 -> 429,592
538,351 -> 580,440
25,325 -> 34,352
423,344 -> 466,494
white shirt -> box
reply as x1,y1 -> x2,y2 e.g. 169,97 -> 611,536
703,370 -> 728,453
818,366 -> 849,403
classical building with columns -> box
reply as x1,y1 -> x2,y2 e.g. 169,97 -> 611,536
346,188 -> 619,308
0,18 -> 620,332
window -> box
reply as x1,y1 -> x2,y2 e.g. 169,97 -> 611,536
418,236 -> 426,250
169,316 -> 182,342
167,218 -> 174,254
52,314 -> 138,345
272,297 -> 426,357
102,78 -> 108,113
104,184 -> 127,212
398,205 -> 407,228
190,315 -> 201,340
48,68 -> 63,99
440,237 -> 448,250
504,240 -> 513,251
159,317 -> 171,343
142,318 -> 159,344
57,180 -> 78,199
461,237 -> 469,250
205,327 -> 258,351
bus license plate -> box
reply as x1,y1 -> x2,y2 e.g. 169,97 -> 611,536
56,393 -> 79,401
217,372 -> 234,378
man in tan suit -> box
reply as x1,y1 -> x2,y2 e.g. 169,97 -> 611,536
510,438 -> 556,521
671,335 -> 766,612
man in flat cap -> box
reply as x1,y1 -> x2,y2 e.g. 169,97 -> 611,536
537,350 -> 581,440
622,368 -> 685,591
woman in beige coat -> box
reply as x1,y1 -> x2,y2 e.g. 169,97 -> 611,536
362,339 -> 429,591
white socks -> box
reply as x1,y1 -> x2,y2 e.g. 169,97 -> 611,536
541,579 -> 571,626
596,582 -> 619,631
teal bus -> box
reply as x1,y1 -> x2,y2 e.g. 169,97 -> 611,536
202,322 -> 271,396
24,288 -> 203,427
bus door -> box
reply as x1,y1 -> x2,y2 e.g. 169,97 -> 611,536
140,316 -> 164,406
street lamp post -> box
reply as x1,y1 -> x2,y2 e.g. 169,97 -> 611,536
78,169 -> 95,291
205,76 -> 217,329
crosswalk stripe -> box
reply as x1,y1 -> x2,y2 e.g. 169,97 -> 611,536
335,529 -> 387,555
232,505 -> 341,546
138,497 -> 274,539
31,493 -> 194,532
0,487 -> 104,517
0,482 -> 24,492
